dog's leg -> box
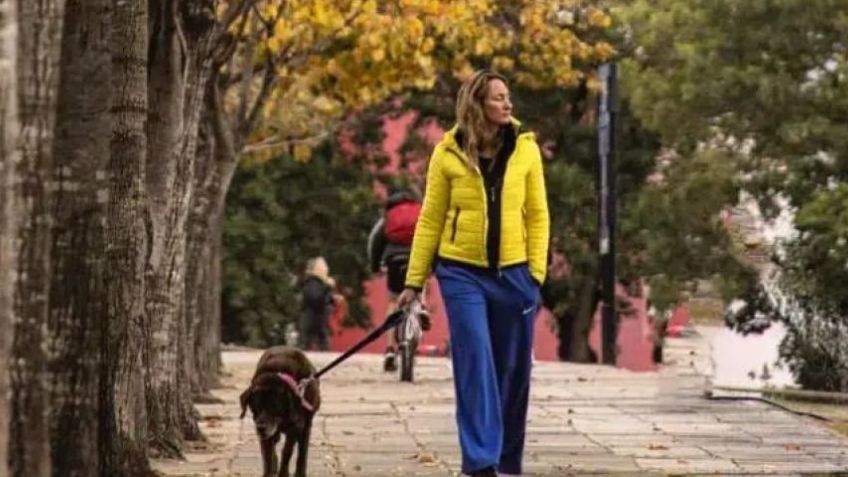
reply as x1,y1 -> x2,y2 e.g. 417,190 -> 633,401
294,418 -> 313,477
261,434 -> 280,477
278,433 -> 296,477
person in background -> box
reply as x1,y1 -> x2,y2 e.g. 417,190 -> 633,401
397,70 -> 550,477
300,256 -> 335,351
368,185 -> 430,372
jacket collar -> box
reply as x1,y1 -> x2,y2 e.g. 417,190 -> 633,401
442,118 -> 531,155
443,118 -> 529,169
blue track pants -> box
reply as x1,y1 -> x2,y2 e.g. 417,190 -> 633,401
435,262 -> 538,475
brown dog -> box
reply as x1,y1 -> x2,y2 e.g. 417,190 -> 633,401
240,346 -> 321,477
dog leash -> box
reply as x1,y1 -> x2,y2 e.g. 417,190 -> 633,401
282,308 -> 407,412
312,307 -> 406,380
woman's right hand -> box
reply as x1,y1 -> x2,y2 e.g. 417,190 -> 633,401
396,287 -> 419,309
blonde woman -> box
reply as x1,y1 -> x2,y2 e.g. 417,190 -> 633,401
300,256 -> 334,351
397,70 -> 550,477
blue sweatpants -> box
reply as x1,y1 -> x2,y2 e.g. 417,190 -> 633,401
435,262 -> 538,476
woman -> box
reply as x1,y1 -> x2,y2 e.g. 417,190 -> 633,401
300,256 -> 335,351
397,70 -> 550,477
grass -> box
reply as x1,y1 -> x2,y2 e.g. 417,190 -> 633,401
770,396 -> 848,437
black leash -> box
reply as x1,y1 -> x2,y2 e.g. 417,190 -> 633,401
312,308 -> 405,380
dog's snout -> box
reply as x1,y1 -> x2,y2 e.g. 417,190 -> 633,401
255,415 -> 279,438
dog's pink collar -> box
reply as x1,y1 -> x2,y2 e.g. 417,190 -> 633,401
278,373 -> 315,413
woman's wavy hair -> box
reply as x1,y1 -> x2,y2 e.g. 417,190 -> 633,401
455,69 -> 509,170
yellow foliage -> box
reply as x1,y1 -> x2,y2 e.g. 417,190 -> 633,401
293,143 -> 313,162
224,0 -> 615,160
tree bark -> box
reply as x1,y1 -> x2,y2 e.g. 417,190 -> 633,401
185,170 -> 232,398
199,214 -> 223,388
568,275 -> 600,363
0,2 -> 18,476
184,92 -> 238,399
9,0 -> 64,476
104,0 -> 150,474
145,0 -> 216,453
48,1 -> 110,476
185,42 -> 280,396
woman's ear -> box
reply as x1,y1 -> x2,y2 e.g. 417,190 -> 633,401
239,387 -> 252,419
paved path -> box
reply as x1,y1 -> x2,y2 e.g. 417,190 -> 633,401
154,328 -> 848,476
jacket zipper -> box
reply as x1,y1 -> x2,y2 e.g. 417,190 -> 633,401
489,184 -> 500,276
445,138 -> 527,270
450,206 -> 460,242
477,166 -> 489,264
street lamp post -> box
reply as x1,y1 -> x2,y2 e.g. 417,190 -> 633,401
597,63 -> 618,365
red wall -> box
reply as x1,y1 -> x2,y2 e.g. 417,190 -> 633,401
588,283 -> 656,371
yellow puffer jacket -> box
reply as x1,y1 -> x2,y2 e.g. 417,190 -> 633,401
405,121 -> 550,288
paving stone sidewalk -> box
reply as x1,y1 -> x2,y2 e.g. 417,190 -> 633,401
153,328 -> 848,476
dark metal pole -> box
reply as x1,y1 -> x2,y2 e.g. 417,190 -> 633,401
598,63 -> 618,365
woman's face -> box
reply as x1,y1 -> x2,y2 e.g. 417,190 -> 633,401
483,79 -> 512,126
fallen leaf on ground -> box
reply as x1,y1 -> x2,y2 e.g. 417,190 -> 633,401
648,443 -> 669,450
785,444 -> 802,451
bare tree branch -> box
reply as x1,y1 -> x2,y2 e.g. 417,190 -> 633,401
212,6 -> 251,67
207,72 -> 237,162
235,30 -> 259,126
219,0 -> 260,31
239,56 -> 278,142
242,131 -> 332,154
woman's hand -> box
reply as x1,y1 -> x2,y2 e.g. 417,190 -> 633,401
396,287 -> 420,309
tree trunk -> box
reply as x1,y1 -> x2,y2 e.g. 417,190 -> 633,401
47,1 -> 110,476
567,275 -> 600,363
184,101 -> 238,399
199,213 -> 223,388
185,175 -> 232,398
0,2 -> 18,476
144,1 -> 184,454
9,0 -> 64,476
145,1 -> 215,453
104,0 -> 150,474
183,121 -> 211,400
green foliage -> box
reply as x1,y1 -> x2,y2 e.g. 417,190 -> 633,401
222,142 -> 377,347
782,185 -> 848,312
619,0 -> 848,162
619,0 -> 848,389
625,150 -> 754,310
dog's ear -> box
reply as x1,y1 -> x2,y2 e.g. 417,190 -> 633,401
239,386 -> 252,419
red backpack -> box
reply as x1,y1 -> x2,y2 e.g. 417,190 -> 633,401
385,201 -> 421,245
